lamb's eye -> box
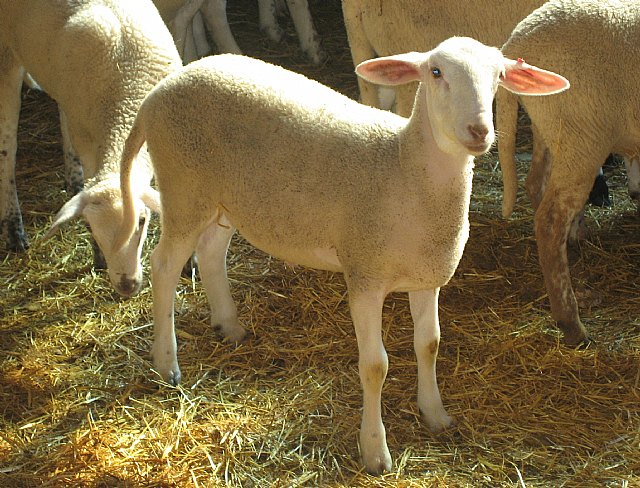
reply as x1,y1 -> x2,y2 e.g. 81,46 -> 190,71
138,216 -> 146,229
431,67 -> 442,78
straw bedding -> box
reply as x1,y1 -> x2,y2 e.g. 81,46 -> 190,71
1,0 -> 638,486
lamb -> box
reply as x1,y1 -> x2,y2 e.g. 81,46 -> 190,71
0,0 -> 181,293
155,0 -> 325,65
113,38 -> 567,473
341,0 -> 546,117
340,0 -> 617,205
496,0 -> 640,345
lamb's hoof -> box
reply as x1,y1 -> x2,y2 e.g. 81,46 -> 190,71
362,449 -> 392,475
213,323 -> 250,345
420,408 -> 455,433
155,366 -> 181,386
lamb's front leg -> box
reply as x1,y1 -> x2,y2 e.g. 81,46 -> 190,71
150,235 -> 197,385
409,289 -> 453,432
346,281 -> 391,475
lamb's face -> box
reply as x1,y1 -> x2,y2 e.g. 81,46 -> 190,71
422,38 -> 504,157
82,182 -> 150,298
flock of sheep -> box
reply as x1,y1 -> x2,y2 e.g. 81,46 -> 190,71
0,0 -> 637,475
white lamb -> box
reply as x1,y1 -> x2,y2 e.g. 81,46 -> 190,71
341,0 -> 546,116
497,0 -> 640,345
0,0 -> 181,293
113,39 -> 567,474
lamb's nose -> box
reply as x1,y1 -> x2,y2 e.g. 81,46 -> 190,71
118,276 -> 140,298
468,124 -> 489,142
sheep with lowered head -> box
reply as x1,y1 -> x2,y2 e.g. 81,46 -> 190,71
497,0 -> 640,345
0,0 -> 181,293
114,39 -> 568,474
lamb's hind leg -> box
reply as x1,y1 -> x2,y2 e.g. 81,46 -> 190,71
345,277 -> 391,475
150,232 -> 199,385
409,288 -> 453,432
195,215 -> 246,343
0,47 -> 27,252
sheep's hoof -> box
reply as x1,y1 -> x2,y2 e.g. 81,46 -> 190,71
362,448 -> 392,476
8,232 -> 29,252
420,408 -> 455,433
212,322 -> 250,345
557,321 -> 592,348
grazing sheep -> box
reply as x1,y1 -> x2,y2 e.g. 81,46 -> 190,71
155,0 -> 325,65
497,0 -> 640,345
114,38 -> 567,473
0,0 -> 180,293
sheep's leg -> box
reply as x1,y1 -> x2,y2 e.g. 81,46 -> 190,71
534,155 -> 601,346
394,83 -> 419,118
258,0 -> 284,43
0,50 -> 27,252
625,156 -> 640,201
200,0 -> 242,54
285,0 -> 326,65
192,11 -> 212,58
195,217 -> 246,343
170,0 -> 205,59
150,234 -> 198,385
341,0 -> 379,108
183,16 -> 198,64
409,288 -> 453,432
59,109 -> 108,269
59,109 -> 83,195
346,281 -> 391,475
525,123 -> 551,211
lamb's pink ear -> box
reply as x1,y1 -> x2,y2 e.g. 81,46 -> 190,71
500,58 -> 570,95
356,52 -> 423,86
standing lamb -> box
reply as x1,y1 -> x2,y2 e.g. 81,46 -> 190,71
341,0 -> 546,116
0,0 -> 181,293
114,39 -> 568,473
497,0 -> 640,345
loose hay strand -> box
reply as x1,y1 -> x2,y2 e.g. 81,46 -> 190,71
1,1 -> 639,486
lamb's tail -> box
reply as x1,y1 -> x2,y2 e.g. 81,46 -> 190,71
496,88 -> 519,218
112,110 -> 146,252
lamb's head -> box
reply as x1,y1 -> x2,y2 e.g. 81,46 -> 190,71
44,176 -> 159,298
356,36 -> 570,156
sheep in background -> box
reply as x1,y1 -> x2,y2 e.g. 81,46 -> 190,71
155,0 -> 325,65
0,0 -> 181,293
114,40 -> 568,473
497,0 -> 640,345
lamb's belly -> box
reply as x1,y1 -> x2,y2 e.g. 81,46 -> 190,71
245,235 -> 344,273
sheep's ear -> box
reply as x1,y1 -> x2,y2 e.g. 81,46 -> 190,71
141,187 -> 161,214
43,191 -> 88,240
500,58 -> 570,95
356,52 -> 423,86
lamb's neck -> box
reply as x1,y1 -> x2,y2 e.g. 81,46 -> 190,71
399,85 -> 475,186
